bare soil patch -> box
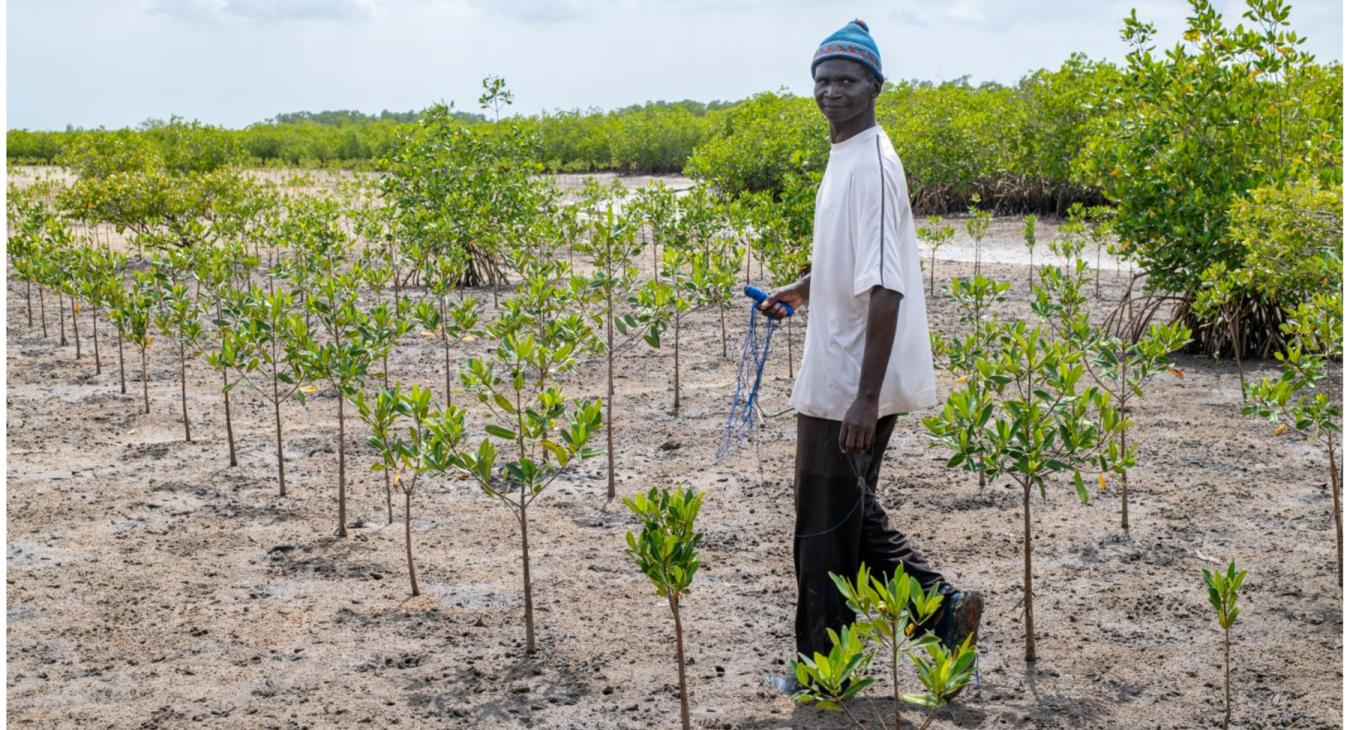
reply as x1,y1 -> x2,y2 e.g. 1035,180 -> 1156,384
6,228 -> 1342,728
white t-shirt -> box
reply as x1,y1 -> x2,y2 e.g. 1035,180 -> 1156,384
789,125 -> 937,421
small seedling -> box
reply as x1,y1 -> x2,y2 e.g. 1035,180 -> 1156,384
356,384 -> 465,596
1022,214 -> 1038,291
1202,560 -> 1245,730
624,487 -> 704,730
905,635 -> 979,730
791,625 -> 876,730
917,215 -> 955,297
830,564 -> 944,729
965,195 -> 991,279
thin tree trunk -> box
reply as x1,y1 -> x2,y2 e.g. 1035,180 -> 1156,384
1023,481 -> 1036,662
272,353 -> 287,497
223,366 -> 237,466
1120,427 -> 1130,531
929,248 -> 937,297
606,293 -> 616,501
670,593 -> 691,730
384,344 -> 393,524
405,488 -> 419,596
91,307 -> 102,374
178,341 -> 191,442
39,286 -> 48,338
117,329 -> 127,394
58,291 -> 67,346
141,346 -> 150,414
891,632 -> 901,730
1222,627 -> 1231,730
443,337 -> 452,404
1327,433 -> 1342,587
672,308 -> 681,416
520,504 -> 536,654
337,394 -> 348,537
26,280 -> 32,328
72,298 -> 82,359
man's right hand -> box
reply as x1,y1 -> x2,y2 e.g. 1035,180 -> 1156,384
759,282 -> 806,320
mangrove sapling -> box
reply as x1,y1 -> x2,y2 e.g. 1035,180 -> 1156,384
1202,560 -> 1245,730
93,254 -> 130,393
153,280 -> 205,443
618,277 -> 688,413
688,235 -> 744,360
44,222 -> 76,349
196,244 -> 260,467
356,250 -> 401,389
499,253 -> 599,387
8,193 -> 50,331
623,487 -> 705,730
112,271 -> 162,414
451,327 -> 604,654
1032,257 -> 1192,530
931,275 -> 1010,493
415,252 -> 473,400
633,181 -> 677,280
924,319 -> 1129,662
575,200 -> 643,500
72,247 -> 107,375
1086,322 -> 1191,531
828,563 -> 945,729
1023,214 -> 1038,291
965,195 -> 991,280
356,384 -> 466,596
362,300 -> 415,521
662,245 -> 695,416
917,215 -> 955,298
1085,206 -> 1114,299
905,636 -> 979,730
790,625 -> 877,730
298,270 -> 388,537
676,183 -> 733,356
213,286 -> 311,497
1243,293 -> 1343,584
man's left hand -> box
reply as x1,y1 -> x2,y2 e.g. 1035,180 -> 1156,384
839,396 -> 879,453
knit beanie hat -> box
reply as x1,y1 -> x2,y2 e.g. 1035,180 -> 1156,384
811,19 -> 883,83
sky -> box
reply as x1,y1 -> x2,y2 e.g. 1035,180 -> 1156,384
6,0 -> 1345,130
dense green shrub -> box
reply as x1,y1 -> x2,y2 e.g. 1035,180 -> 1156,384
1081,0 -> 1342,354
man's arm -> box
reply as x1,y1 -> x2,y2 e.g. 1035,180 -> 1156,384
759,273 -> 811,320
840,285 -> 901,453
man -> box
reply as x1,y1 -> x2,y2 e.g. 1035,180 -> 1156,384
761,19 -> 982,691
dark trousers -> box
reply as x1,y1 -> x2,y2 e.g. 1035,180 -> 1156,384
793,413 -> 952,659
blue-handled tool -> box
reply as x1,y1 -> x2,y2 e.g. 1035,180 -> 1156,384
744,285 -> 794,317
717,284 -> 793,462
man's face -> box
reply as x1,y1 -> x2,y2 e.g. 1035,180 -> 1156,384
813,58 -> 879,125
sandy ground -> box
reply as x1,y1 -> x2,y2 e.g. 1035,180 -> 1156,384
6,177 -> 1344,729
